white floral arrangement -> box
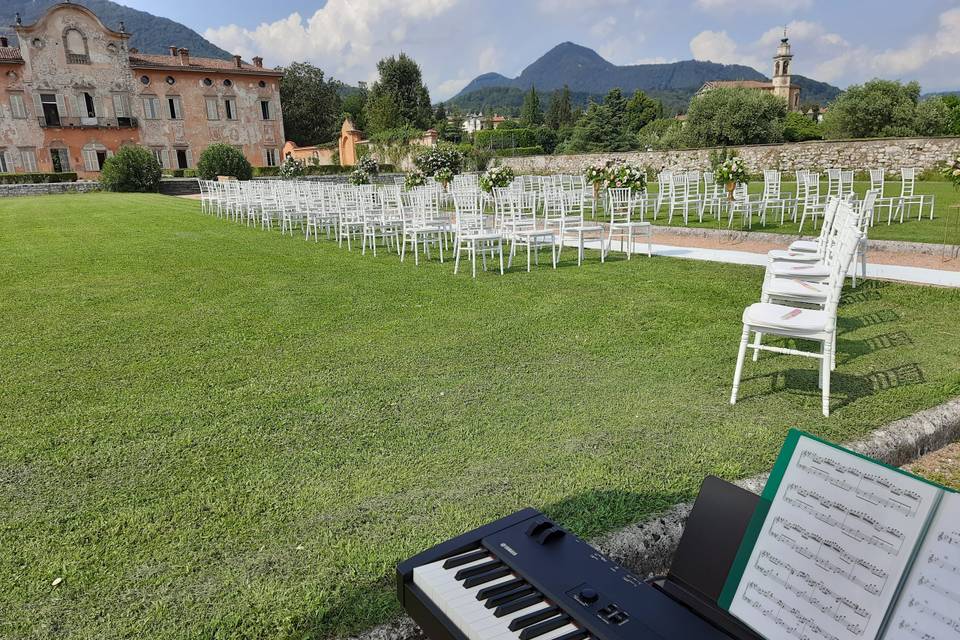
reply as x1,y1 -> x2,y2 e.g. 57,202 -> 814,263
602,161 -> 647,193
435,166 -> 454,186
357,155 -> 380,176
404,170 -> 426,190
348,167 -> 370,185
278,155 -> 305,179
714,156 -> 749,186
584,162 -> 608,188
478,166 -> 515,193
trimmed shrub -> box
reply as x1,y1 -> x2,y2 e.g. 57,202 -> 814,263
197,143 -> 253,181
0,172 -> 78,185
475,128 -> 537,150
100,145 -> 162,193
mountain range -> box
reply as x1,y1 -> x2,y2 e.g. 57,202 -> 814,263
448,42 -> 841,115
1,0 -> 232,60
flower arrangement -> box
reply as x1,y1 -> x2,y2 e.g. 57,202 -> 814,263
603,161 -> 647,193
478,166 -> 515,193
413,144 -> 464,178
713,156 -> 750,186
357,155 -> 380,176
278,154 -> 305,179
404,170 -> 427,190
583,160 -> 646,194
348,167 -> 371,185
584,162 -> 608,188
434,166 -> 454,187
943,155 -> 960,190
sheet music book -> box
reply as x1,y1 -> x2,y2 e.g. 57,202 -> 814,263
718,430 -> 959,640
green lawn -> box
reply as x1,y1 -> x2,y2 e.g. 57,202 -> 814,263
642,180 -> 960,245
1,193 -> 959,639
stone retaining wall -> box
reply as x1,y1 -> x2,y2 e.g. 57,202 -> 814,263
0,182 -> 100,198
499,137 -> 960,175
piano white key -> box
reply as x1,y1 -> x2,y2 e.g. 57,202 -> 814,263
468,602 -> 554,639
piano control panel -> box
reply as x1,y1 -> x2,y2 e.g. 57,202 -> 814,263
567,584 -> 630,626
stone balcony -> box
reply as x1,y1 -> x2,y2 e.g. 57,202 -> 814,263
37,116 -> 139,129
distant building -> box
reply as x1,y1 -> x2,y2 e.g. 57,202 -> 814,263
459,112 -> 509,134
0,2 -> 284,178
697,34 -> 801,112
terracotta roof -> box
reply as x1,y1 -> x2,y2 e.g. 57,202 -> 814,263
0,47 -> 24,62
704,80 -> 774,90
128,53 -> 281,76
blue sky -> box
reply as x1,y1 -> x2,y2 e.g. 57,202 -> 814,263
123,0 -> 958,99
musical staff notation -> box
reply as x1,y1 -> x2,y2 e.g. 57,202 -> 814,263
784,484 -> 905,555
742,582 -> 843,640
755,552 -> 870,635
797,450 -> 923,518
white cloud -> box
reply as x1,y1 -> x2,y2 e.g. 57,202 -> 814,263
589,16 -> 617,38
204,0 -> 459,81
689,30 -> 764,69
694,0 -> 812,11
537,0 -> 627,11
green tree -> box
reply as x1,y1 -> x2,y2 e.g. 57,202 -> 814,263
197,143 -> 253,180
783,112 -> 823,142
942,95 -> 960,135
363,53 -> 433,133
99,145 -> 161,192
520,86 -> 544,127
684,87 -> 786,147
341,88 -> 368,132
278,62 -> 342,145
561,89 -> 635,153
624,90 -> 664,135
545,85 -> 574,130
821,79 -> 922,139
636,118 -> 686,150
913,98 -> 952,136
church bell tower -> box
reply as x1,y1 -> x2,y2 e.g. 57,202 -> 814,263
772,30 -> 793,104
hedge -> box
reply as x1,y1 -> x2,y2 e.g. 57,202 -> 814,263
162,169 -> 198,178
0,172 -> 78,185
492,146 -> 545,157
475,128 -> 538,150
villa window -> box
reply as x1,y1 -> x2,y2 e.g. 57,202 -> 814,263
260,100 -> 271,120
205,97 -> 219,121
151,147 -> 168,168
9,93 -> 27,119
264,148 -> 278,167
167,96 -> 183,120
20,148 -> 37,172
142,96 -> 160,120
64,28 -> 90,64
50,148 -> 70,172
0,150 -> 8,173
224,98 -> 237,121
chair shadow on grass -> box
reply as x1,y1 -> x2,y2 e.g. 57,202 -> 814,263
838,308 -> 902,333
737,362 -> 926,412
838,330 -> 914,364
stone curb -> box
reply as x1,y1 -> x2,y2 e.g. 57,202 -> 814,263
341,397 -> 960,640
647,224 -> 947,257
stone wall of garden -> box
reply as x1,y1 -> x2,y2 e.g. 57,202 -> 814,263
499,136 -> 960,175
0,182 -> 101,198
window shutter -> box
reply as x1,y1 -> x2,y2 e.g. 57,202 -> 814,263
32,94 -> 42,118
93,96 -> 104,119
112,94 -> 122,117
55,94 -> 67,118
185,149 -> 193,168
82,148 -> 98,172
160,149 -> 169,169
2,150 -> 12,173
7,148 -> 21,171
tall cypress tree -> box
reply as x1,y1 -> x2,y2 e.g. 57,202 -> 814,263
520,86 -> 544,127
546,85 -> 574,130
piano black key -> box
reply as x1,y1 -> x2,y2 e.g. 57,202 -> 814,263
485,585 -> 535,609
494,593 -> 544,617
442,548 -> 487,569
518,615 -> 572,640
508,605 -> 560,631
551,630 -> 589,640
476,577 -> 524,601
454,559 -> 501,581
462,566 -> 512,588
